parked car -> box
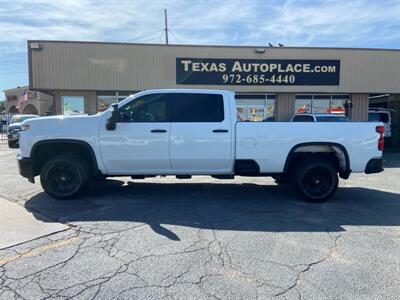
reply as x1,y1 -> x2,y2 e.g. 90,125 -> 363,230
368,109 -> 392,138
7,114 -> 39,148
291,113 -> 349,122
17,89 -> 384,202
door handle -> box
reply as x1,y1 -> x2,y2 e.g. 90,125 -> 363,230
213,129 -> 229,133
151,129 -> 167,133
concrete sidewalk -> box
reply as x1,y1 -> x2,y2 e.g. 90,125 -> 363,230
0,197 -> 68,249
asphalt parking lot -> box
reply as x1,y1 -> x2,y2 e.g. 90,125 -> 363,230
0,143 -> 399,299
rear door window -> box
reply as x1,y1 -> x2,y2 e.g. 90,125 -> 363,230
168,93 -> 224,122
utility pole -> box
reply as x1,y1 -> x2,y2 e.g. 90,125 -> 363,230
164,9 -> 169,45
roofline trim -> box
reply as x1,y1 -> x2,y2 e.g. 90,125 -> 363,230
27,40 -> 400,52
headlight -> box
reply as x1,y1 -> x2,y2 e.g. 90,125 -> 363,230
21,124 -> 30,131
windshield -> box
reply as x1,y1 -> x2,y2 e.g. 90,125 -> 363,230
316,116 -> 348,122
10,115 -> 38,124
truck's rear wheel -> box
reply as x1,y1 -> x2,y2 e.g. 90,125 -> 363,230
293,159 -> 338,202
40,155 -> 90,200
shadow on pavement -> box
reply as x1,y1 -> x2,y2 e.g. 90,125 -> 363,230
24,178 -> 400,240
383,152 -> 400,168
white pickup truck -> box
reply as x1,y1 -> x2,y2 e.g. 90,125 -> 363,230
17,89 -> 384,202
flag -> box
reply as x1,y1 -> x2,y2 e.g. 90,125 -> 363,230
16,91 -> 28,109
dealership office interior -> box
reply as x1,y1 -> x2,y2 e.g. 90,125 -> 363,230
3,41 -> 400,148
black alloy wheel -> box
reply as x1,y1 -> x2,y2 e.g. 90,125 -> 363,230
40,155 -> 90,199
294,159 -> 338,202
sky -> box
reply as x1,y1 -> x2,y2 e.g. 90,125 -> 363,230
1,0 -> 400,98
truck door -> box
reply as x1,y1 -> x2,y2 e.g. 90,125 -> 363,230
99,93 -> 171,174
168,93 -> 233,173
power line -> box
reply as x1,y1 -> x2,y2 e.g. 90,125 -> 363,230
128,29 -> 165,43
141,32 -> 164,43
0,57 -> 26,62
0,57 -> 25,61
0,71 -> 28,75
0,61 -> 26,65
168,29 -> 181,44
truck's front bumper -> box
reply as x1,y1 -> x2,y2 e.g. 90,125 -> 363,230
17,155 -> 35,182
365,158 -> 384,174
7,133 -> 19,142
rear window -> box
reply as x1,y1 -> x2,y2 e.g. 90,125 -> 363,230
168,93 -> 224,122
292,115 -> 315,122
368,112 -> 389,123
316,116 -> 348,122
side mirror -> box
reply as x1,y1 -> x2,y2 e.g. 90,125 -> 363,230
106,103 -> 120,131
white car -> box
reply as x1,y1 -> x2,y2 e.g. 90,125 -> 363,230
368,109 -> 392,138
291,113 -> 349,122
17,89 -> 384,202
7,114 -> 39,148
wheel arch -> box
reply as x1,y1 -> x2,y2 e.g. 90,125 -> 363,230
283,142 -> 351,179
31,139 -> 100,177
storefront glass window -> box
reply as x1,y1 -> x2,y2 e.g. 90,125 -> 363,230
97,95 -> 118,112
97,91 -> 137,112
312,98 -> 330,113
330,99 -> 346,114
235,94 -> 276,121
237,106 -> 248,121
62,96 -> 84,115
248,106 -> 265,122
295,99 -> 312,113
295,95 -> 350,114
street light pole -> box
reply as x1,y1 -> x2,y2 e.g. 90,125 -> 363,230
164,9 -> 169,45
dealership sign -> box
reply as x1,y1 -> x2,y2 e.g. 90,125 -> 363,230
176,58 -> 340,86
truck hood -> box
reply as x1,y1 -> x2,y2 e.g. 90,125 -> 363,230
22,114 -> 98,127
22,114 -> 104,140
24,114 -> 90,123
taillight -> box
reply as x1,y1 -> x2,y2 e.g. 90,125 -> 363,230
376,126 -> 384,151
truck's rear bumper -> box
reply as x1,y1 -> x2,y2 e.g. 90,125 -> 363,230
365,158 -> 384,174
17,155 -> 35,182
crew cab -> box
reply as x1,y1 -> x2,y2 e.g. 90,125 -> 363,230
17,89 -> 384,202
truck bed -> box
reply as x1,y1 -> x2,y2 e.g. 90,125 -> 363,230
236,121 -> 382,173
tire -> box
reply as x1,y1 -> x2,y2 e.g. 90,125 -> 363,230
293,159 -> 338,203
40,155 -> 91,200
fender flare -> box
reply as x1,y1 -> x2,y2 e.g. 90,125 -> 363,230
31,139 -> 100,175
283,142 -> 351,178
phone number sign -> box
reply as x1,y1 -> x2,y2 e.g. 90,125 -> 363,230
176,58 -> 340,86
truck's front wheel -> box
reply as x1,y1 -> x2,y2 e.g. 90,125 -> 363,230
40,155 -> 90,200
293,159 -> 338,203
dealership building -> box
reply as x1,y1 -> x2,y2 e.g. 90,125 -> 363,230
20,40 -> 400,146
